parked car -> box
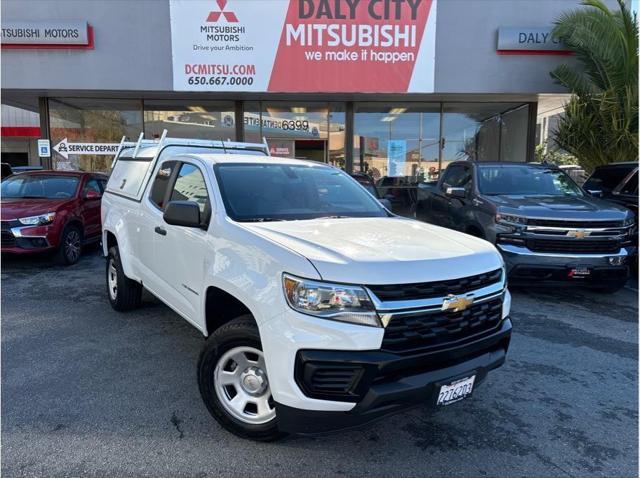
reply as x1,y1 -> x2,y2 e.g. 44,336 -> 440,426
103,135 -> 511,441
12,165 -> 45,173
1,163 -> 13,180
1,171 -> 108,264
558,164 -> 587,185
349,172 -> 392,210
583,162 -> 638,215
416,161 -> 636,292
376,175 -> 418,217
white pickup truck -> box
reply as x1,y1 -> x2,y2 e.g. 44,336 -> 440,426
102,135 -> 512,441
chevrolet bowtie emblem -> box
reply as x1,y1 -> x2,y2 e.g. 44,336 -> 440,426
442,294 -> 474,312
567,230 -> 590,239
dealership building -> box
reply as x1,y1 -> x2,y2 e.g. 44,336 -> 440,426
1,0 -> 590,179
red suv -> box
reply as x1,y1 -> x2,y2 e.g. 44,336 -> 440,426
1,171 -> 108,265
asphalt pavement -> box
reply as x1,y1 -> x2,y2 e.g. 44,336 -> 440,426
1,250 -> 638,477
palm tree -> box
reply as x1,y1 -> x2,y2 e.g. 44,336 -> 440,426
550,0 -> 638,172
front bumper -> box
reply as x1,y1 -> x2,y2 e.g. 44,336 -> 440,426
1,224 -> 54,254
275,318 -> 512,435
498,243 -> 633,285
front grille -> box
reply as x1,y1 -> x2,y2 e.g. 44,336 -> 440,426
382,296 -> 503,354
367,269 -> 502,302
526,219 -> 624,228
526,238 -> 620,254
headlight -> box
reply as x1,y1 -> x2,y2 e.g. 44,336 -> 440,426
495,213 -> 527,225
283,274 -> 380,327
18,212 -> 56,226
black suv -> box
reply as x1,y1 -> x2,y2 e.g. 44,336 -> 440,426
583,162 -> 638,215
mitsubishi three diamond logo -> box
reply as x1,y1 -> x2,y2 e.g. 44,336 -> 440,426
206,0 -> 238,23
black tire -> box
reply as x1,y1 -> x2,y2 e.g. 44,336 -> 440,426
55,224 -> 83,265
106,246 -> 142,311
592,280 -> 627,294
198,315 -> 286,442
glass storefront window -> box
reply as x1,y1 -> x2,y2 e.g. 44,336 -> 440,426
49,98 -> 143,172
353,103 -> 440,181
328,104 -> 346,169
46,99 -> 532,177
353,103 -> 439,217
261,102 -> 327,160
243,101 -> 262,144
441,103 -> 529,169
143,101 -> 235,142
243,103 -> 344,164
500,105 -> 529,162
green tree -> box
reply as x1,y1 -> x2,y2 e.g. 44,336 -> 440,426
550,0 -> 638,172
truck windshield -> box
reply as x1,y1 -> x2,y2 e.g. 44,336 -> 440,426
477,165 -> 583,197
214,163 -> 387,222
1,175 -> 80,199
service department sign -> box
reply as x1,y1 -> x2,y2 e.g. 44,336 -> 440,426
1,21 -> 92,48
170,0 -> 438,93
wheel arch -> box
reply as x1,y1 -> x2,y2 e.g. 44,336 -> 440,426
103,229 -> 118,256
204,285 -> 257,337
64,217 -> 84,236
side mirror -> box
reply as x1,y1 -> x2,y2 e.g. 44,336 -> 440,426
163,200 -> 202,228
446,187 -> 466,199
379,198 -> 393,211
84,189 -> 102,200
587,189 -> 604,198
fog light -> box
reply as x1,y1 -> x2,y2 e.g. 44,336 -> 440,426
608,256 -> 626,266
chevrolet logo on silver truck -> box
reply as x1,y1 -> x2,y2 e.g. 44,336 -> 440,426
567,229 -> 591,238
442,293 -> 475,312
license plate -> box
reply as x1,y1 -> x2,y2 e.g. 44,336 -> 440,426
568,267 -> 591,279
437,376 -> 475,406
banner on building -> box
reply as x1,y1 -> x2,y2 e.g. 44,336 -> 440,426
169,0 -> 437,93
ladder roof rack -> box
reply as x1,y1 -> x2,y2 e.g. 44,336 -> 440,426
116,130 -> 271,159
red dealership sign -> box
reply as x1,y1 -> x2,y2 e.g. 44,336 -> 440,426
170,0 -> 437,92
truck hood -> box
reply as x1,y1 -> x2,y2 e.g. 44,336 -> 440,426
487,194 -> 633,219
243,217 -> 503,285
0,198 -> 71,221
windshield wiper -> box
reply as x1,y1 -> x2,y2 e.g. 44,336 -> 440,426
240,218 -> 286,222
319,215 -> 351,219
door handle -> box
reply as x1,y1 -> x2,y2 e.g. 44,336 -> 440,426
154,226 -> 167,236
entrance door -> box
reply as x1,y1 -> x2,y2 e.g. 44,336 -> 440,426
295,140 -> 326,162
266,138 -> 327,163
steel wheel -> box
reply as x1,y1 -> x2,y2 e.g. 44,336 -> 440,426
64,229 -> 81,263
214,346 -> 275,425
107,258 -> 118,301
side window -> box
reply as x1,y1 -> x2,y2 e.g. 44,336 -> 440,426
441,166 -> 469,190
583,168 -> 629,193
83,178 -> 101,195
620,171 -> 638,195
169,163 -> 211,222
98,179 -> 108,192
458,168 -> 472,190
149,161 -> 178,210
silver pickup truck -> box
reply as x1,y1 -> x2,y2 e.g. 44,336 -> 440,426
416,161 -> 636,293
